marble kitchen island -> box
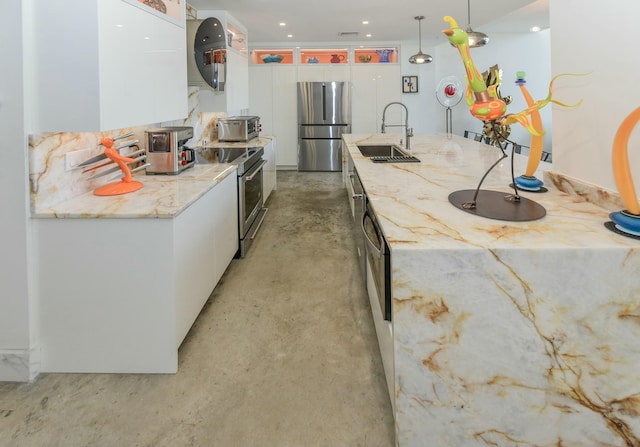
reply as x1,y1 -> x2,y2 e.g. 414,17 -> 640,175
343,133 -> 640,447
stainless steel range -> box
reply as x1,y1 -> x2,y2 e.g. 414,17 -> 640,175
196,146 -> 268,258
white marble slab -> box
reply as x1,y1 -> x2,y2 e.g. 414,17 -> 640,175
0,348 -> 40,382
344,133 -> 640,447
32,164 -> 237,219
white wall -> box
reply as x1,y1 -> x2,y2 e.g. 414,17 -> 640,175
551,0 -> 640,195
0,0 -> 36,381
398,41 -> 439,135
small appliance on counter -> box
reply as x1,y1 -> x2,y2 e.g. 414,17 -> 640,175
217,116 -> 261,142
145,127 -> 195,175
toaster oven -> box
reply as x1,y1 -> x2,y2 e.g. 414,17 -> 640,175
218,116 -> 261,142
145,127 -> 195,175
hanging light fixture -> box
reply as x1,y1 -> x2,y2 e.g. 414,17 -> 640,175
463,0 -> 489,47
409,16 -> 433,64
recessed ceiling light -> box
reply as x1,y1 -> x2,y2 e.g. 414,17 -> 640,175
287,34 -> 293,38
362,20 -> 369,25
279,22 -> 286,27
366,34 -> 372,38
530,25 -> 541,32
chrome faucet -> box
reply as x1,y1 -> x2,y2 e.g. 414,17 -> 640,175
381,102 -> 413,150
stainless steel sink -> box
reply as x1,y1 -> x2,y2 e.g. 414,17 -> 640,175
356,144 -> 406,157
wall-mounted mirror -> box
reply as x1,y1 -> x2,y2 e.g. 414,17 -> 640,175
191,17 -> 227,91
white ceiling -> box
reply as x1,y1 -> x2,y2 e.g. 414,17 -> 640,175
185,0 -> 550,45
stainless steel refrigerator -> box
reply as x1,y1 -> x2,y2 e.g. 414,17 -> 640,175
297,81 -> 351,172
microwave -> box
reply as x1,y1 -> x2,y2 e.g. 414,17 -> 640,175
217,116 -> 261,142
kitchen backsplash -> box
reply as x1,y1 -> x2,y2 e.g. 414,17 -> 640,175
543,171 -> 624,212
186,3 -> 196,19
29,87 -> 226,213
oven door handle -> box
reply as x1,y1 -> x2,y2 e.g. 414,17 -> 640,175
349,174 -> 363,200
362,211 -> 384,259
244,159 -> 267,181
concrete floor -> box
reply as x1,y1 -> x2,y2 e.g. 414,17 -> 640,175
0,171 -> 395,447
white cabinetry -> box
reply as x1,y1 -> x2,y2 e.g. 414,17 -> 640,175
31,0 -> 187,132
226,49 -> 250,112
297,65 -> 351,83
193,11 -> 249,115
366,263 -> 395,413
263,138 -> 277,203
211,176 -> 240,284
249,65 -> 298,168
351,64 -> 401,134
36,173 -> 238,373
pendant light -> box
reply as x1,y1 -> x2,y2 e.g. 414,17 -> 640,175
464,0 -> 489,47
409,16 -> 433,64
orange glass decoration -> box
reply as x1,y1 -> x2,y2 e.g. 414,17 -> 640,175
612,106 -> 640,216
516,72 -> 544,177
606,107 -> 640,237
442,16 -> 584,138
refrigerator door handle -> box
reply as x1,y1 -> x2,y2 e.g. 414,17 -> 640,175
322,84 -> 326,121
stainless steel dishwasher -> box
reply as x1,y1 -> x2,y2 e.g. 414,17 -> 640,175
348,163 -> 367,281
362,198 -> 391,321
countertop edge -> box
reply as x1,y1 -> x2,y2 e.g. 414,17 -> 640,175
343,133 -> 638,250
32,164 -> 238,219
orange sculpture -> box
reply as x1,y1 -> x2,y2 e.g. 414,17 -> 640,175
93,137 -> 143,196
608,107 -> 640,236
443,16 -> 585,194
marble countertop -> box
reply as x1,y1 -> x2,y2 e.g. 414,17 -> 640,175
344,133 -> 636,250
32,164 -> 237,219
31,136 -> 275,219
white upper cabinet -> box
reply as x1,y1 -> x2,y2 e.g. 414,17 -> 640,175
31,0 -> 188,132
188,11 -> 249,115
351,64 -> 401,134
249,65 -> 297,168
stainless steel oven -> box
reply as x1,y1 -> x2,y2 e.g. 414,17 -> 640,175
195,146 -> 268,258
362,199 -> 391,321
237,149 -> 267,256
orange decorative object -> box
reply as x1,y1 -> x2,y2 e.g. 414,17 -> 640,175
94,137 -> 143,196
442,17 -> 508,122
442,16 -> 585,137
612,106 -> 640,215
515,72 -> 544,177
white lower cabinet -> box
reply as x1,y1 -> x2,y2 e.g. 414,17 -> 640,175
366,258 -> 396,414
263,138 -> 277,203
36,173 -> 238,373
